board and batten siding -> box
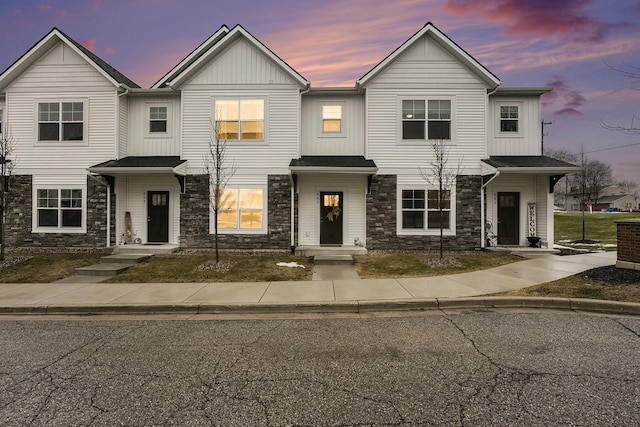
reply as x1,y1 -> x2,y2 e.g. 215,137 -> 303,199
363,33 -> 490,176
487,96 -> 542,156
300,95 -> 365,155
5,40 -> 118,173
118,95 -> 128,158
297,174 -> 367,247
485,174 -> 550,245
126,96 -> 181,156
114,174 -> 181,245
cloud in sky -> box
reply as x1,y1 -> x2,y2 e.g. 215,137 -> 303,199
543,76 -> 587,117
80,38 -> 96,51
444,0 -> 617,43
104,46 -> 115,55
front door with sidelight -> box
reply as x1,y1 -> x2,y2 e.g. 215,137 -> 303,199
320,192 -> 343,245
147,191 -> 169,243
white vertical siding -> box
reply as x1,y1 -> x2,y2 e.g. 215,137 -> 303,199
118,95 -> 128,158
300,95 -> 365,155
114,174 -> 181,244
126,96 -> 181,156
488,96 -> 542,155
297,174 -> 367,246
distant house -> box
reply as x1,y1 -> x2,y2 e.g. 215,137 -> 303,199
566,185 -> 638,212
0,23 -> 579,251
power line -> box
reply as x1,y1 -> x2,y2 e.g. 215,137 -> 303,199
580,141 -> 640,155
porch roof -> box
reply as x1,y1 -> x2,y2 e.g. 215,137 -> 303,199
88,156 -> 188,175
481,156 -> 581,175
289,156 -> 378,174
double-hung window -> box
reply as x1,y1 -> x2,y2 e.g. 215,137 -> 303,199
149,106 -> 168,133
402,99 -> 451,140
37,189 -> 83,229
499,105 -> 519,133
216,188 -> 265,232
38,101 -> 84,141
401,188 -> 453,232
322,105 -> 342,133
215,100 -> 264,141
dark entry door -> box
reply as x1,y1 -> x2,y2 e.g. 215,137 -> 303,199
147,191 -> 169,243
320,192 -> 343,245
497,192 -> 519,245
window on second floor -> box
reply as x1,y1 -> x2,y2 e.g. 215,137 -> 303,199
402,99 -> 451,140
500,105 -> 519,133
149,106 -> 168,133
215,99 -> 264,141
322,105 -> 342,133
38,101 -> 84,142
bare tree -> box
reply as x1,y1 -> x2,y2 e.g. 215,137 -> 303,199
0,127 -> 16,261
616,179 -> 638,194
420,139 -> 461,260
204,120 -> 236,265
601,64 -> 640,134
572,150 -> 613,241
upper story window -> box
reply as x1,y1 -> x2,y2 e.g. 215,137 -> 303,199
38,101 -> 84,142
149,106 -> 168,133
402,99 -> 451,140
500,105 -> 519,133
215,99 -> 264,141
322,105 -> 342,133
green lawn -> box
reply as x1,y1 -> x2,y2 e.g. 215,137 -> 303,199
555,211 -> 640,248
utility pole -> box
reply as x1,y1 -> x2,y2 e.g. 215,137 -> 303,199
541,120 -> 552,153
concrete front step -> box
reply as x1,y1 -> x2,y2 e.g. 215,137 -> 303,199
314,255 -> 354,265
112,244 -> 180,255
75,263 -> 133,277
101,254 -> 153,265
296,246 -> 367,257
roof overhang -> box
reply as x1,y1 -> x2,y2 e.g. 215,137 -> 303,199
481,156 -> 581,175
88,156 -> 188,175
491,87 -> 553,96
289,156 -> 378,174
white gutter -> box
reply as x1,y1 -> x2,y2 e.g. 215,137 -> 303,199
480,169 -> 501,248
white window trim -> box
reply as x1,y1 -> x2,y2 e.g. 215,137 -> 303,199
145,102 -> 172,138
209,186 -> 268,235
32,185 -> 87,233
212,97 -> 269,146
398,96 -> 456,145
396,185 -> 456,236
496,101 -> 523,138
318,101 -> 346,138
34,98 -> 89,146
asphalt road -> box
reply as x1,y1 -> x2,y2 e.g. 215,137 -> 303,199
0,311 -> 639,426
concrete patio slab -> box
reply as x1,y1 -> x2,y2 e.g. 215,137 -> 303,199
185,282 -> 270,304
110,282 -> 208,304
333,279 -> 413,301
261,280 -> 335,303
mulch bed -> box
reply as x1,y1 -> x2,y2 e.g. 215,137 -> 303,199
578,265 -> 640,286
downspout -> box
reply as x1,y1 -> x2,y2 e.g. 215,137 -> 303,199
290,85 -> 310,254
481,170 -> 500,248
106,184 -> 111,247
109,85 -> 129,248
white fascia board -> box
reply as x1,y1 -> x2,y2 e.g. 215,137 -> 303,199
357,22 -> 501,88
152,25 -> 229,89
168,25 -> 309,88
496,167 -> 582,175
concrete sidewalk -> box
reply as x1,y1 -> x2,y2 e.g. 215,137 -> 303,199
0,251 -> 624,315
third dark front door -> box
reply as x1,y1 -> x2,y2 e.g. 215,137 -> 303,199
320,192 -> 343,245
147,191 -> 169,243
497,192 -> 519,245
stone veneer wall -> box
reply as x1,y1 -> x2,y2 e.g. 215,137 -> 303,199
616,219 -> 640,270
5,175 -> 115,247
366,174 -> 482,251
180,174 -> 291,249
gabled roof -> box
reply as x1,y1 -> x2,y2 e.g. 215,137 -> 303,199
152,25 -> 230,88
356,22 -> 500,88
163,24 -> 309,89
0,27 -> 139,91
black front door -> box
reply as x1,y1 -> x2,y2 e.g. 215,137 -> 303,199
320,192 -> 343,245
497,192 -> 519,245
147,191 -> 169,243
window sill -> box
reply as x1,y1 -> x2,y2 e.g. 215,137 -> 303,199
215,229 -> 267,235
225,140 -> 268,146
35,140 -> 88,147
398,139 -> 455,146
397,229 -> 456,236
496,133 -> 523,138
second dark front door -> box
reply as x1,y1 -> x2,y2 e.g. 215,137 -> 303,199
497,192 -> 519,245
320,192 -> 343,245
147,191 -> 169,243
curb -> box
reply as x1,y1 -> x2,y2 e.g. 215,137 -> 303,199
1,297 -> 639,317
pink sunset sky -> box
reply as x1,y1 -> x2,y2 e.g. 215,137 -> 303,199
2,0 -> 639,185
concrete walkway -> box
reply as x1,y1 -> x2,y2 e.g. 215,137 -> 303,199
0,251 -> 625,316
